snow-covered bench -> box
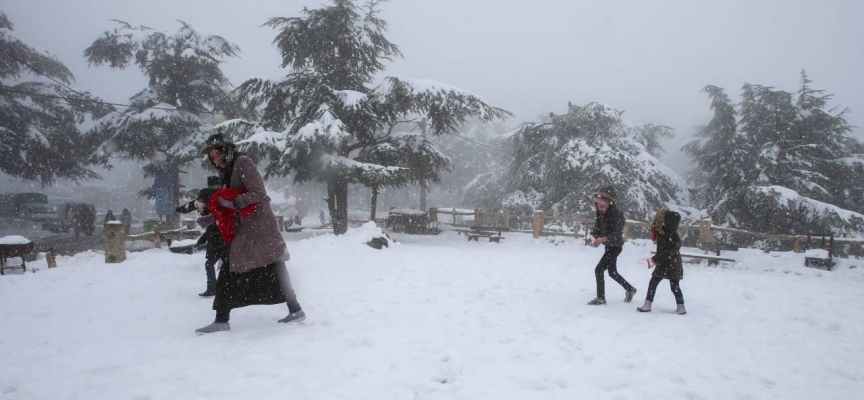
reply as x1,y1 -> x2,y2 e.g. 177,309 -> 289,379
804,248 -> 833,271
466,227 -> 506,243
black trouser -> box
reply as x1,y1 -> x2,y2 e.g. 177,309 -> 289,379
594,246 -> 634,299
215,261 -> 302,323
204,252 -> 219,283
645,276 -> 684,304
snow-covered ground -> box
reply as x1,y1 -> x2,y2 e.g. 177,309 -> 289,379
2,224 -> 864,399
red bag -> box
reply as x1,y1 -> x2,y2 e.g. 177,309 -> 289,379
207,188 -> 259,244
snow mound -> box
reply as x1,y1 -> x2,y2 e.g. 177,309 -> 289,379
0,235 -> 31,245
169,239 -> 198,248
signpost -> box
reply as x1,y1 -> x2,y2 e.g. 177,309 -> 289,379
153,172 -> 174,217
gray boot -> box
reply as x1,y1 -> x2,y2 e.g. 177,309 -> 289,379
195,322 -> 230,335
675,304 -> 687,315
637,300 -> 652,312
587,297 -> 607,305
278,310 -> 306,323
624,288 -> 638,303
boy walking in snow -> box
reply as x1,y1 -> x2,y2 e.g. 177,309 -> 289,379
176,176 -> 226,297
637,208 -> 686,315
587,186 -> 638,305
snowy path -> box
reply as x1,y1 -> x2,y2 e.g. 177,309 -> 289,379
2,225 -> 863,399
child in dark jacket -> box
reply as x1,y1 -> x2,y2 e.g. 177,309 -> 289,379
638,209 -> 686,314
176,176 -> 228,297
586,186 -> 638,305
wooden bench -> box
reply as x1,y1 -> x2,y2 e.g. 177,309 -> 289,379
710,243 -> 739,256
652,251 -> 735,266
466,227 -> 505,243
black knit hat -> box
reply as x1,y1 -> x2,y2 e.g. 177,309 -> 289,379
201,133 -> 235,154
196,188 -> 218,204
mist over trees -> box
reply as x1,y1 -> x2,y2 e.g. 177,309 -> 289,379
2,2 -> 864,243
225,0 -> 509,234
83,20 -> 240,223
685,71 -> 864,237
0,12 -> 112,185
470,102 -> 688,221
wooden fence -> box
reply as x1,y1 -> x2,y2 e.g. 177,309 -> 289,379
104,220 -> 200,263
429,207 -> 860,253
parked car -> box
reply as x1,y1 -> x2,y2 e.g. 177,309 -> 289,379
21,203 -> 58,224
47,202 -> 96,238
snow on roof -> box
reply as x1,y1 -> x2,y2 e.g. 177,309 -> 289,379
0,235 -> 31,245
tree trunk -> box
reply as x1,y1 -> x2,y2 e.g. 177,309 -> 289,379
370,185 -> 379,221
327,177 -> 349,235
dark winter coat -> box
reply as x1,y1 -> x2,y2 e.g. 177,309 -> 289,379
651,209 -> 683,280
590,186 -> 626,248
212,261 -> 287,311
219,155 -> 288,273
197,222 -> 228,260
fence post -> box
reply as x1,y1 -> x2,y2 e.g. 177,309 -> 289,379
533,210 -> 544,238
429,207 -> 437,223
153,228 -> 162,249
47,248 -> 57,268
104,222 -> 126,263
793,236 -> 802,253
453,208 -> 457,226
623,221 -> 630,241
277,215 -> 285,231
475,209 -> 483,228
505,210 -> 511,229
698,219 -> 713,251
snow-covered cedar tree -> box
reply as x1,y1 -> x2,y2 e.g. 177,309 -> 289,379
682,85 -> 750,209
0,12 -> 113,184
84,20 -> 240,222
501,102 -> 688,220
686,71 -> 864,239
227,0 -> 510,234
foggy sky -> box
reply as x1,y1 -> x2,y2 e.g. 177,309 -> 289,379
6,0 -> 864,171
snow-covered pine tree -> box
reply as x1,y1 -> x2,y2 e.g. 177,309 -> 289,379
84,21 -> 239,224
230,0 -> 509,234
690,72 -> 864,239
501,102 -> 687,220
0,12 -> 112,184
682,85 -> 749,208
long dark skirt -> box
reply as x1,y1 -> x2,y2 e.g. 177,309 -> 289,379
212,261 -> 286,311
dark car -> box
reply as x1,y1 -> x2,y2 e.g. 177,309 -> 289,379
51,202 -> 97,238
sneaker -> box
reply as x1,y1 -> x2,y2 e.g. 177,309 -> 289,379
195,322 -> 230,335
587,297 -> 607,305
624,288 -> 638,303
637,300 -> 652,312
675,304 -> 687,315
278,310 -> 306,323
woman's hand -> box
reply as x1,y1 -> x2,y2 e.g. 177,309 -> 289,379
217,197 -> 237,210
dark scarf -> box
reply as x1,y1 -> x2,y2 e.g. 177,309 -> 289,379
216,148 -> 244,188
